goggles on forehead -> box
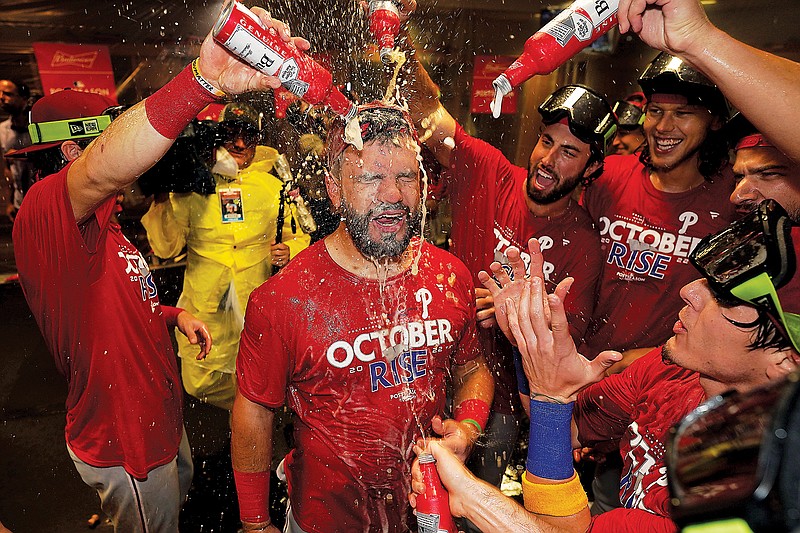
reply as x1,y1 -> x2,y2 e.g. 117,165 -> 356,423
538,85 -> 617,156
639,52 -> 717,90
667,370 -> 800,532
689,199 -> 800,353
612,100 -> 645,129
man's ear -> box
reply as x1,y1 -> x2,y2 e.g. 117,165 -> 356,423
325,169 -> 342,211
60,141 -> 83,162
766,348 -> 800,381
582,159 -> 602,180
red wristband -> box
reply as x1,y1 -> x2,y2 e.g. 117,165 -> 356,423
161,306 -> 184,327
454,398 -> 491,433
145,60 -> 222,139
233,470 -> 271,524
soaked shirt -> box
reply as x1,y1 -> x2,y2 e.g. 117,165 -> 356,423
581,155 -> 737,358
237,239 -> 480,533
576,348 -> 705,532
13,164 -> 183,478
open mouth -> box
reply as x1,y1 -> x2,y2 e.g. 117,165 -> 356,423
372,211 -> 407,230
533,167 -> 557,190
654,137 -> 682,154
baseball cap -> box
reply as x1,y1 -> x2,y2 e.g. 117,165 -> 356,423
5,89 -> 115,157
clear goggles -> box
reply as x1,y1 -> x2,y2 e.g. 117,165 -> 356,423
538,85 -> 618,155
612,100 -> 645,129
667,370 -> 800,532
639,52 -> 717,91
689,199 -> 800,353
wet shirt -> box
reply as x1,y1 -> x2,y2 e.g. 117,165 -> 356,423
237,239 -> 480,533
446,123 -> 602,413
576,348 -> 705,532
13,164 -> 183,478
581,155 -> 737,358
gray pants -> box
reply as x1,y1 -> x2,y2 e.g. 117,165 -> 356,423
68,429 -> 193,533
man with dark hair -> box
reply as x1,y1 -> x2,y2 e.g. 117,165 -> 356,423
727,115 -> 800,222
8,9 -> 296,531
0,79 -> 34,219
580,52 -> 737,370
142,101 -> 309,410
231,102 -> 494,533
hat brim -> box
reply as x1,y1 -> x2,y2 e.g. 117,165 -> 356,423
4,141 -> 63,158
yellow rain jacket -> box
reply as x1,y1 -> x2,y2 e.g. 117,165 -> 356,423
141,146 -> 310,373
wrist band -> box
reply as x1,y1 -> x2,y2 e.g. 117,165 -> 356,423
233,469 -> 270,524
145,61 -> 222,139
453,398 -> 490,433
521,471 -> 588,516
527,399 -> 574,479
191,58 -> 226,98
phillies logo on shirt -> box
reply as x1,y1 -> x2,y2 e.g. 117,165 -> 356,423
620,421 -> 669,512
117,246 -> 158,307
597,211 -> 702,280
493,227 -> 556,281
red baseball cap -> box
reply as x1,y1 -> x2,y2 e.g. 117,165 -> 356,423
6,89 -> 115,157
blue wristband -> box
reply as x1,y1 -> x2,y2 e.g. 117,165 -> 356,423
527,399 -> 575,479
513,346 -> 530,396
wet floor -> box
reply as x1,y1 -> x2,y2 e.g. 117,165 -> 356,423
0,219 -> 288,532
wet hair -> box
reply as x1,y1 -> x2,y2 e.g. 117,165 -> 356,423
716,294 -> 794,352
328,104 -> 418,177
638,125 -> 729,178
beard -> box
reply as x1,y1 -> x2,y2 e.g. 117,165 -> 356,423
526,163 -> 582,205
661,344 -> 676,366
341,200 -> 422,260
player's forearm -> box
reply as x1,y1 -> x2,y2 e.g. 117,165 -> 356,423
397,29 -> 456,167
680,27 -> 800,163
231,393 -> 275,473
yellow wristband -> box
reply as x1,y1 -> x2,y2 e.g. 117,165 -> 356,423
521,471 -> 588,517
191,58 -> 226,99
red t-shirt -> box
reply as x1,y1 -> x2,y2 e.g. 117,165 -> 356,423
13,165 -> 183,479
581,155 -> 737,358
446,124 -> 602,412
237,239 -> 481,533
576,348 -> 705,532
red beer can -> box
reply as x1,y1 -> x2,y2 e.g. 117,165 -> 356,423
212,0 -> 356,120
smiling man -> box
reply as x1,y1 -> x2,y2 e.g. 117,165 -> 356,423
230,103 -> 493,533
580,52 -> 738,369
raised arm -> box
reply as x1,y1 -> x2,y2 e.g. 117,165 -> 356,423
66,10 -> 308,221
617,0 -> 800,163
394,1 -> 457,167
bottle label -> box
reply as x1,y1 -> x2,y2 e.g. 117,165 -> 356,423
417,512 -> 446,533
543,0 -> 618,47
278,59 -> 310,97
223,25 -> 284,77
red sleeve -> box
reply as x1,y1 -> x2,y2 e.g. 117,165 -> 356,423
575,348 -> 662,451
161,306 -> 184,327
236,287 -> 292,408
448,123 -> 521,205
588,507 -> 678,533
582,154 -> 626,223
